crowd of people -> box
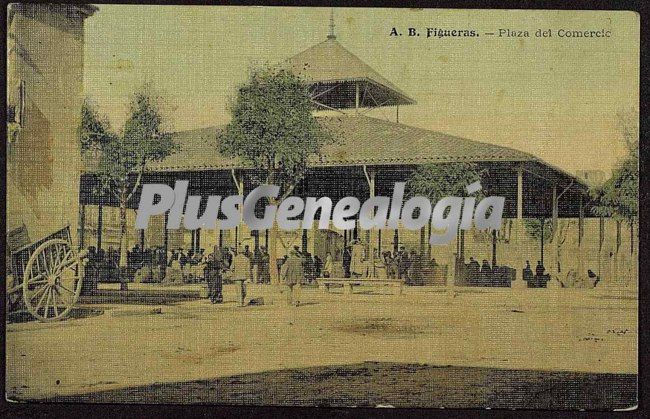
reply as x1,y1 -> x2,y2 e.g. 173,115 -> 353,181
81,240 -> 449,293
81,241 -> 602,301
337,241 -> 444,285
462,257 -> 515,287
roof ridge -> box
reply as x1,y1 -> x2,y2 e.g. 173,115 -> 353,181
339,114 -> 537,160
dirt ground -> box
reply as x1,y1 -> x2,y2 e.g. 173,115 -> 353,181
6,284 -> 638,408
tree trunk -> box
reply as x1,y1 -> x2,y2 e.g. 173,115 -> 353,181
97,203 -> 103,250
491,229 -> 497,267
459,229 -> 465,263
630,222 -> 634,256
119,190 -> 128,291
419,227 -> 426,257
269,224 -> 280,284
598,216 -> 604,278
426,223 -> 432,259
616,220 -> 621,253
539,218 -> 544,266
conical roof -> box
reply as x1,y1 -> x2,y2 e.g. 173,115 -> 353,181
286,38 -> 415,108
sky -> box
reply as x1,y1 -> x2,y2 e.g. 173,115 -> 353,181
83,6 -> 639,175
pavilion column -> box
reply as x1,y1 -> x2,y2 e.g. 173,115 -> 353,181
393,230 -> 399,254
97,203 -> 103,251
426,223 -> 432,260
218,220 -> 223,248
232,169 -> 244,251
310,221 -> 317,256
492,229 -> 497,267
577,195 -> 585,276
363,165 -> 377,264
578,196 -> 584,246
355,81 -> 360,112
552,185 -> 558,229
79,204 -> 85,250
302,229 -> 308,254
513,165 -> 526,284
378,230 -> 382,254
551,184 -> 559,274
163,212 -> 169,275
539,217 -> 546,266
517,165 -> 523,220
598,216 -> 604,279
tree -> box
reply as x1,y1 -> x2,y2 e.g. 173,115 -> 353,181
80,86 -> 177,287
406,163 -> 485,263
523,218 -> 554,267
218,66 -> 333,283
589,110 -> 639,255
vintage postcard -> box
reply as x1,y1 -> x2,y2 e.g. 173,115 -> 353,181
6,4 -> 638,409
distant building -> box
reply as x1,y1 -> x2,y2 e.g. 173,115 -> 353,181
7,4 -> 97,242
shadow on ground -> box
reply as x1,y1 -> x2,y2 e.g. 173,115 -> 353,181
6,307 -> 105,324
77,290 -> 201,305
42,362 -> 636,409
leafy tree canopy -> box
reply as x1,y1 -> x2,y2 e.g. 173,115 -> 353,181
406,162 -> 485,201
80,85 -> 177,198
590,110 -> 638,223
218,66 -> 332,199
524,218 -> 554,243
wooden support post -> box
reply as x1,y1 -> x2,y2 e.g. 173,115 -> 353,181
232,169 -> 244,251
578,196 -> 584,247
459,230 -> 465,262
163,212 -> 169,270
79,204 -> 85,249
302,229 -> 308,254
97,203 -> 103,251
540,217 -> 545,267
598,216 -> 604,277
426,223 -> 432,259
517,165 -> 524,220
393,230 -> 399,254
378,229 -> 382,254
363,165 -> 377,262
492,229 -> 497,267
355,81 -> 360,112
552,184 -> 558,230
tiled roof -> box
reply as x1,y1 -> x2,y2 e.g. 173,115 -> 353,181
285,38 -> 415,106
145,115 -> 537,172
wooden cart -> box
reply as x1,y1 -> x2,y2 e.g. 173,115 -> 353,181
6,224 -> 85,321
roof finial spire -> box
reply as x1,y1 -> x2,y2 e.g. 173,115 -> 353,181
327,8 -> 336,39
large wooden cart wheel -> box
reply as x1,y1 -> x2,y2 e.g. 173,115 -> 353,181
22,239 -> 84,321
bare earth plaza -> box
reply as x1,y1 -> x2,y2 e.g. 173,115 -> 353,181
5,5 -> 638,409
